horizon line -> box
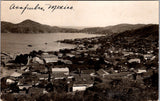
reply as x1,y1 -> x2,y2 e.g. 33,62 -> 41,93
1,19 -> 159,28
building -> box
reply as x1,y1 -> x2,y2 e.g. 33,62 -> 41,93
44,57 -> 59,63
52,67 -> 69,75
137,69 -> 147,74
123,51 -> 134,56
32,57 -> 44,64
37,74 -> 48,81
27,56 -> 44,65
143,54 -> 155,60
97,69 -> 110,78
6,78 -> 15,84
51,73 -> 67,80
40,53 -> 59,63
29,63 -> 47,73
66,53 -> 75,58
80,69 -> 95,75
10,72 -> 22,78
60,59 -> 72,65
72,84 -> 87,92
72,81 -> 93,92
128,58 -> 140,63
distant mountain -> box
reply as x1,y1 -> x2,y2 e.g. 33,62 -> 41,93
1,19 -> 79,33
104,24 -> 146,33
80,27 -> 114,35
80,24 -> 146,35
1,19 -> 150,35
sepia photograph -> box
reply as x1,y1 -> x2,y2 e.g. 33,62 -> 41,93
1,1 -> 159,101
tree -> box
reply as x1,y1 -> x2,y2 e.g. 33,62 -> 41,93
46,83 -> 53,92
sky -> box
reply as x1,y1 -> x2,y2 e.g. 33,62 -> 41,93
1,1 -> 159,27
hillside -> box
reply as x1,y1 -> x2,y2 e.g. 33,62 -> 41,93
104,24 -> 145,33
59,24 -> 159,54
108,24 -> 159,53
1,20 -> 79,33
112,24 -> 158,42
80,24 -> 146,35
1,19 -> 148,34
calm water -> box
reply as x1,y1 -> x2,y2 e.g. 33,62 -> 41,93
1,33 -> 102,56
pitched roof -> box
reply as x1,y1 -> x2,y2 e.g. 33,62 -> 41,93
97,69 -> 109,76
10,72 -> 21,77
81,69 -> 95,74
52,67 -> 69,72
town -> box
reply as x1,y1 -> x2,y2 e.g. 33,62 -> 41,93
1,24 -> 158,101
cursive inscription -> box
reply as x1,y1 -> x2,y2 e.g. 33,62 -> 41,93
10,4 -> 45,14
45,4 -> 73,12
9,3 -> 73,15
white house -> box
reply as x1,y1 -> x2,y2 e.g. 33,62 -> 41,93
32,57 -> 44,64
66,53 -> 75,58
72,83 -> 93,92
6,79 -> 15,84
143,54 -> 154,60
10,72 -> 22,77
27,56 -> 44,65
52,67 -> 69,75
61,60 -> 72,65
123,52 -> 134,56
137,69 -> 147,74
44,57 -> 59,63
72,84 -> 87,92
128,58 -> 140,63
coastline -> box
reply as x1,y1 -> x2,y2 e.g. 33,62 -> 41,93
1,24 -> 158,101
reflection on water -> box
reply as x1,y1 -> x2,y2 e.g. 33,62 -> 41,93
1,33 -> 102,55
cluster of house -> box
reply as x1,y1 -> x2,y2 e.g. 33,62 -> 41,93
4,51 -> 156,95
3,53 -> 96,94
5,69 -> 95,94
1,35 -> 158,96
63,38 -> 158,85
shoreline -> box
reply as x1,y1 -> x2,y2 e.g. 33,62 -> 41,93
1,25 -> 158,100
1,33 -> 104,56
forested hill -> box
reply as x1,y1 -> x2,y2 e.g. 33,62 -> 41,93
112,24 -> 159,42
108,24 -> 159,53
80,24 -> 145,34
1,19 -> 151,35
1,20 -> 78,33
